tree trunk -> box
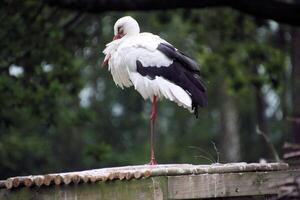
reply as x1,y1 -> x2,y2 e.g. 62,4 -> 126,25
275,26 -> 289,123
220,83 -> 241,162
255,85 -> 268,135
291,28 -> 300,143
253,67 -> 269,158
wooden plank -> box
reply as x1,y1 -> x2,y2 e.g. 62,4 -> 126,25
167,170 -> 300,199
0,177 -> 168,200
1,170 -> 298,200
0,163 -> 289,189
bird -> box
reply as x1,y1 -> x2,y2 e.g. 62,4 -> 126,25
102,16 -> 207,165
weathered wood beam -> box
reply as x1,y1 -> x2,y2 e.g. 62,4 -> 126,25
1,170 -> 299,199
45,0 -> 300,26
168,170 -> 300,199
0,163 -> 289,189
0,177 -> 169,200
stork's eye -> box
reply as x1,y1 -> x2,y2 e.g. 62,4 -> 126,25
117,26 -> 124,35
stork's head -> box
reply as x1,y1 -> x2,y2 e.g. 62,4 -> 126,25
102,16 -> 140,67
113,16 -> 140,40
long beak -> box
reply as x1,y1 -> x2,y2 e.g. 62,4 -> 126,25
113,34 -> 121,40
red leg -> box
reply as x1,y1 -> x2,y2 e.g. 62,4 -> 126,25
148,96 -> 158,165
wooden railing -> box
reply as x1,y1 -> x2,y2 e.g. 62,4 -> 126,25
0,163 -> 298,199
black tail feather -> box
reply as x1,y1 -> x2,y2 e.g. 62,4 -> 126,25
192,101 -> 199,118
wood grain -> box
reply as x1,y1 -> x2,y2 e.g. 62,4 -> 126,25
168,170 -> 300,199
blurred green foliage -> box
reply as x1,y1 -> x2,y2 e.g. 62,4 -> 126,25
0,2 -> 292,178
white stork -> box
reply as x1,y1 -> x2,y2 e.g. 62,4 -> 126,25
103,16 -> 207,165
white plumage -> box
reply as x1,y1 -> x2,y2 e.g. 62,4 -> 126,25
102,16 -> 207,165
103,18 -> 192,111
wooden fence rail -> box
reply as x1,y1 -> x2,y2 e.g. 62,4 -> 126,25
0,162 -> 298,200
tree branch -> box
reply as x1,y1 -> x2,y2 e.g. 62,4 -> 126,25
46,0 -> 227,12
45,0 -> 300,26
230,0 -> 300,26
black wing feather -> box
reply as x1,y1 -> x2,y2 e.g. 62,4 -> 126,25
157,43 -> 200,74
136,43 -> 207,117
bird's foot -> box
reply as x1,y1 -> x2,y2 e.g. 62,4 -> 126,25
148,159 -> 158,165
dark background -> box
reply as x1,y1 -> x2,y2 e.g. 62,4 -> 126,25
0,0 -> 299,179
